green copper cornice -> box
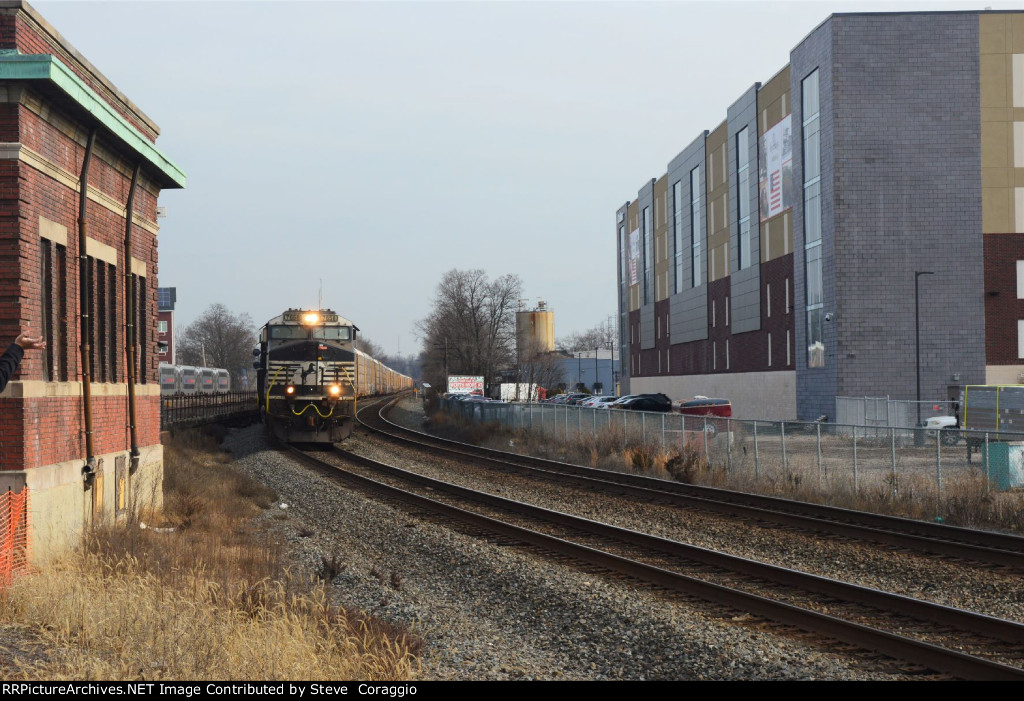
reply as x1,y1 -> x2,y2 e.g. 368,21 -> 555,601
0,52 -> 185,188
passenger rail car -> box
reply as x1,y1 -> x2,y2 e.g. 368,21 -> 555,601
255,308 -> 413,443
160,362 -> 231,396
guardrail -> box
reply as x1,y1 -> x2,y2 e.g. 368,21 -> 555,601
441,398 -> 1024,498
161,392 -> 258,429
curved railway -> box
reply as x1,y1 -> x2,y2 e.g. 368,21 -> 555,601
360,399 -> 1024,569
267,395 -> 1024,679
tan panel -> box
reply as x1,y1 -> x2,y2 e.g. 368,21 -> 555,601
131,257 -> 147,277
981,14 -> 1008,54
984,120 -> 1010,168
1013,15 -> 1024,52
983,107 -> 1012,122
984,187 -> 1010,232
984,167 -> 1010,188
705,121 -> 729,283
38,216 -> 67,245
654,175 -> 669,302
982,54 -> 1008,108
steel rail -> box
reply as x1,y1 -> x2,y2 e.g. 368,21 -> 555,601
286,442 -> 1024,681
361,401 -> 1024,567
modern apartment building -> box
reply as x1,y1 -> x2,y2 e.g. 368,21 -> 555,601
617,10 -> 1024,421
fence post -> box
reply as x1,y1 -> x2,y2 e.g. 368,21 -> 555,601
564,405 -> 568,441
577,406 -> 581,441
890,426 -> 897,499
593,407 -> 597,438
703,415 -> 710,467
985,432 -> 990,496
753,420 -> 760,479
726,418 -> 732,472
852,425 -> 858,493
622,410 -> 626,449
642,412 -> 646,445
935,428 -> 942,504
662,413 -> 666,451
781,421 -> 788,474
816,421 -> 822,487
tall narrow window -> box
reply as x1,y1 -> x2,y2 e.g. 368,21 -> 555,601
803,69 -> 824,368
690,166 -> 701,288
736,127 -> 751,269
643,206 -> 652,305
768,332 -> 773,367
619,225 -> 626,290
673,180 -> 684,294
40,239 -> 51,381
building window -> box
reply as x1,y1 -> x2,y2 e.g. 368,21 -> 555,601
713,341 -> 717,370
619,224 -> 626,292
725,296 -> 730,326
712,299 -> 716,327
803,69 -> 824,368
690,166 -> 702,288
643,206 -> 652,305
158,320 -> 168,334
40,239 -> 68,382
736,127 -> 751,269
1017,260 -> 1024,299
89,257 -> 118,384
767,283 -> 772,317
768,332 -> 773,367
726,338 -> 730,369
673,180 -> 684,294
1019,320 -> 1024,359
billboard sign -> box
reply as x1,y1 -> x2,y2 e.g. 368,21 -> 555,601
447,375 -> 484,394
628,228 -> 640,285
758,115 -> 793,222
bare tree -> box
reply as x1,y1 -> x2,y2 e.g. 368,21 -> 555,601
416,269 -> 522,391
354,336 -> 385,358
177,303 -> 256,389
558,319 -> 618,353
517,337 -> 565,400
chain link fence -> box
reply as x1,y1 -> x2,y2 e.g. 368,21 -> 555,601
441,398 -> 1024,498
835,396 -> 956,428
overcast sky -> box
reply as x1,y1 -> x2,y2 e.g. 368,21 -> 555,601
32,0 -> 1023,356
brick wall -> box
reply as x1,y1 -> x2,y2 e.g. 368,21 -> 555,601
0,89 -> 162,472
984,234 -> 1024,365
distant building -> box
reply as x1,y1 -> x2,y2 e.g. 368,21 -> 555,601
617,10 -> 1021,420
558,349 -> 620,395
157,287 -> 176,364
0,1 -> 185,559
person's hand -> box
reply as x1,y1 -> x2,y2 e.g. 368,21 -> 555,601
14,331 -> 46,351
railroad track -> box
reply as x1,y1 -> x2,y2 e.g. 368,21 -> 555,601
360,399 -> 1024,569
281,435 -> 1024,680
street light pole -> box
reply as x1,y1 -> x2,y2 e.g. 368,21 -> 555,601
915,271 -> 935,427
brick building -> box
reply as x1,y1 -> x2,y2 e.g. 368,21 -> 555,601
0,1 -> 184,559
157,286 -> 176,364
617,10 -> 1024,421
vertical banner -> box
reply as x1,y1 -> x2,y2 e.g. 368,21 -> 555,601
628,228 -> 640,285
758,115 -> 793,221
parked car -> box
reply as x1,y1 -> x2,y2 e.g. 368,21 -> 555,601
611,393 -> 673,412
675,396 -> 732,418
565,393 -> 591,405
580,395 -> 618,408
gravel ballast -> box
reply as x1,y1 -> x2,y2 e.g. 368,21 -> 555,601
224,424 -> 910,680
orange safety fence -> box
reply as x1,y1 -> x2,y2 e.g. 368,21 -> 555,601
0,487 -> 30,587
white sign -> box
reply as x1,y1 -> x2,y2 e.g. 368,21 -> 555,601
628,228 -> 640,286
447,375 -> 484,394
758,115 -> 793,222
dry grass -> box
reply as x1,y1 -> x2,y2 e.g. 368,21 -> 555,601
434,405 -> 1024,532
0,429 -> 421,681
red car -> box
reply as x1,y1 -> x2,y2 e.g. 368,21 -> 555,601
675,396 -> 732,418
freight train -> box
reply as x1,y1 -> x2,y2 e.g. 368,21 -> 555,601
159,362 -> 231,396
254,308 -> 413,443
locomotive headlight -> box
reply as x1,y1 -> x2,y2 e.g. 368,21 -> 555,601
285,385 -> 295,395
329,384 -> 341,396
303,313 -> 319,325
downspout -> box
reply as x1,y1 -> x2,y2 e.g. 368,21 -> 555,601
124,162 -> 141,472
78,129 -> 97,482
